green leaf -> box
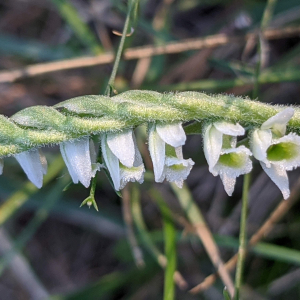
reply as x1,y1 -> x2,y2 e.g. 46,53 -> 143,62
0,34 -> 75,61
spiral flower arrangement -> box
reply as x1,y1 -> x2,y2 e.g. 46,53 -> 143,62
1,89 -> 300,199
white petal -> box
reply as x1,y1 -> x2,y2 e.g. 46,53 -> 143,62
149,124 -> 165,182
0,159 -> 4,175
261,108 -> 294,136
164,157 -> 195,188
156,123 -> 186,147
260,162 -> 290,199
119,164 -> 145,190
214,122 -> 245,136
251,129 -> 272,167
203,124 -> 223,173
15,149 -> 44,188
101,134 -> 120,190
107,130 -> 135,168
219,173 -> 236,196
60,137 -> 93,188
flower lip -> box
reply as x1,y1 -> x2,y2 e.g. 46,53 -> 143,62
212,146 -> 252,177
266,133 -> 300,170
163,156 -> 195,188
212,145 -> 252,196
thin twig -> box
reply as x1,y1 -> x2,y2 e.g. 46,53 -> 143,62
0,26 -> 299,83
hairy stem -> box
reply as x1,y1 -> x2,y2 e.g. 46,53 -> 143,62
1,90 -> 300,157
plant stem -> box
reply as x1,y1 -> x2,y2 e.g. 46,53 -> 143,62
91,0 -> 137,200
234,173 -> 251,299
105,0 -> 136,96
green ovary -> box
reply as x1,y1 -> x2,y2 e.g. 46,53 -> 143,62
218,152 -> 245,168
267,142 -> 299,161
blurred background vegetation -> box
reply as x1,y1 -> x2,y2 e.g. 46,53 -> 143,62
0,0 -> 300,299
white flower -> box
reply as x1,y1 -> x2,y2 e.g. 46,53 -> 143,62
60,137 -> 101,188
148,123 -> 194,188
251,108 -> 300,199
15,149 -> 47,188
203,122 -> 252,196
101,129 -> 145,191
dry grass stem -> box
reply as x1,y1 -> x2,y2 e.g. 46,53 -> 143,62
122,187 -> 145,268
190,176 -> 300,294
0,26 -> 299,83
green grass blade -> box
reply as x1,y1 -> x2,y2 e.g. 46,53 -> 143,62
51,0 -> 103,55
159,68 -> 300,91
163,207 -> 177,300
0,155 -> 65,226
0,34 -> 75,61
0,178 -> 67,276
